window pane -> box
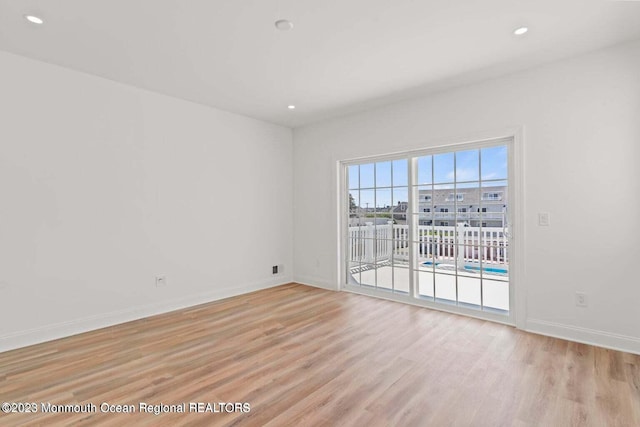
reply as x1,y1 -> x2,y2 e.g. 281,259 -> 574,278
347,262 -> 360,286
457,245 -> 479,277
360,163 -> 375,188
393,267 -> 410,294
481,146 -> 508,181
433,184 -> 454,223
375,188 -> 392,213
348,191 -> 359,219
392,159 -> 408,187
374,237 -> 393,264
458,276 -> 481,308
392,187 -> 408,207
416,231 -> 436,262
377,259 -> 393,290
417,156 -> 432,185
481,181 -> 507,228
391,187 -> 408,225
457,185 -> 480,227
360,264 -> 377,287
456,149 -> 479,182
348,165 -> 359,189
434,273 -> 456,303
482,279 -> 509,311
415,185 -> 433,214
434,152 -> 454,184
418,270 -> 434,299
392,227 -> 410,258
359,189 -> 375,217
376,161 -> 392,188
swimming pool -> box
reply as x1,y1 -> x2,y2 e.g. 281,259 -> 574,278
422,262 -> 508,275
463,265 -> 508,274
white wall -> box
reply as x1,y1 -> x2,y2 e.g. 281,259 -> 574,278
0,51 -> 293,352
293,40 -> 640,354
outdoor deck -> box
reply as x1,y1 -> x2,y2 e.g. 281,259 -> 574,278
348,223 -> 509,312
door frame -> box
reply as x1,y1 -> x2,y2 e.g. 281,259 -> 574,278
336,128 -> 526,328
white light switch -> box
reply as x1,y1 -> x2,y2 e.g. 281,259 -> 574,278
538,212 -> 550,226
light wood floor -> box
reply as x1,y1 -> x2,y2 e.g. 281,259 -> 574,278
0,283 -> 638,426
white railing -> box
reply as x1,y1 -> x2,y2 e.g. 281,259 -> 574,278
431,212 -> 505,220
348,222 -> 508,267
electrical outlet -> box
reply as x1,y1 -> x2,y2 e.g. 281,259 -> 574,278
538,212 -> 550,226
272,265 -> 278,275
156,276 -> 167,287
575,292 -> 587,307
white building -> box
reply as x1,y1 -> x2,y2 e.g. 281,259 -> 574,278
418,185 -> 507,227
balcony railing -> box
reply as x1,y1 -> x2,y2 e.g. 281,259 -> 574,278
348,222 -> 508,268
426,212 -> 505,220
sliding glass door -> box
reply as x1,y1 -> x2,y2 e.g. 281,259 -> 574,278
347,159 -> 410,293
344,139 -> 513,322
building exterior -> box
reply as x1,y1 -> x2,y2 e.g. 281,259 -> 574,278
350,185 -> 507,228
418,185 -> 507,227
392,201 -> 408,222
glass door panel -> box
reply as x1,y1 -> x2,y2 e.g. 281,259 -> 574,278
345,141 -> 511,318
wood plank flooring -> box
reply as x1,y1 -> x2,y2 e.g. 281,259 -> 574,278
0,283 -> 638,426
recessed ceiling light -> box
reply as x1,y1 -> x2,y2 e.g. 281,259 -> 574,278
275,19 -> 294,31
288,105 -> 296,110
24,15 -> 44,25
513,26 -> 528,36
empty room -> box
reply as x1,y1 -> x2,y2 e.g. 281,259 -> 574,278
1,1 -> 639,426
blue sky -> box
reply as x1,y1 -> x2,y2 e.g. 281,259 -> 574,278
349,146 -> 507,208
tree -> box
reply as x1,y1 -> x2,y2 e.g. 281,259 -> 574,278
349,193 -> 357,211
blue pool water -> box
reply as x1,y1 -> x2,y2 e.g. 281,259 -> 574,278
464,265 -> 508,274
422,262 -> 507,275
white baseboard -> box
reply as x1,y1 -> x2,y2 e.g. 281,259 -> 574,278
293,275 -> 338,291
295,280 -> 640,355
7,281 -> 637,357
0,276 -> 292,353
526,318 -> 640,356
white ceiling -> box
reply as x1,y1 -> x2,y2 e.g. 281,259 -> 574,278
1,0 -> 639,128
